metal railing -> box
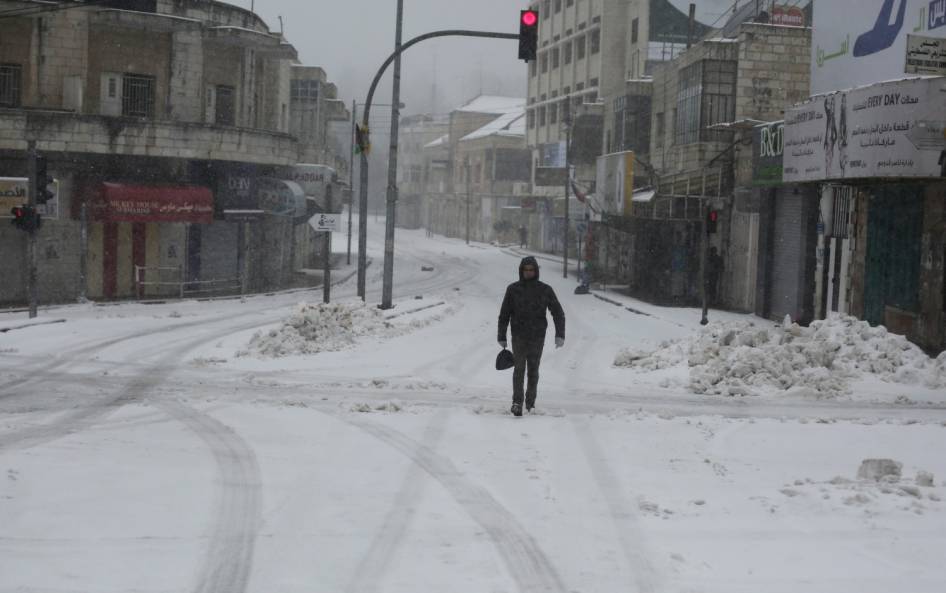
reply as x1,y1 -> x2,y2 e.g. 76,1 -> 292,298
134,265 -> 243,300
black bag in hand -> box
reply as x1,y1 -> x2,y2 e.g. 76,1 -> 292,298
495,348 -> 514,371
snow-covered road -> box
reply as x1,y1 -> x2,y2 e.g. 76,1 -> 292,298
2,221 -> 945,593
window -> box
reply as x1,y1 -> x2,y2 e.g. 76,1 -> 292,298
590,77 -> 599,88
0,64 -> 23,108
563,85 -> 571,95
555,0 -> 561,13
675,59 -> 737,145
576,82 -> 585,91
122,73 -> 155,118
530,60 -> 537,78
528,109 -> 536,129
564,40 -> 572,64
701,59 -> 737,133
538,106 -> 546,126
290,79 -> 319,102
551,47 -> 560,69
561,98 -> 570,123
585,91 -> 598,103
541,52 -> 549,73
576,35 -> 586,60
675,62 -> 701,145
631,18 -> 639,44
108,77 -> 117,99
543,0 -> 550,18
549,102 -> 558,124
215,85 -> 235,126
655,112 -> 666,147
567,0 -> 574,5
551,90 -> 558,98
540,93 -> 547,102
590,29 -> 601,54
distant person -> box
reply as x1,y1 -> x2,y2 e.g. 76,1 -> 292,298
706,247 -> 724,307
518,225 -> 528,248
498,257 -> 566,417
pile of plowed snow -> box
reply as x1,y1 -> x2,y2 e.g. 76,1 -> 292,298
241,302 -> 396,357
615,315 -> 946,397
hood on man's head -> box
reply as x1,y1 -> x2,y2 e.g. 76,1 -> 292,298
519,256 -> 540,281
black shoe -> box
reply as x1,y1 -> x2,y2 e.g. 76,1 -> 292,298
526,398 -> 535,412
511,403 -> 523,417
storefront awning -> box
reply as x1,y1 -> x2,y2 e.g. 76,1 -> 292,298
90,183 -> 214,223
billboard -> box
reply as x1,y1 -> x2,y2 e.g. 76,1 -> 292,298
812,0 -> 946,95
783,77 -> 946,182
648,0 -> 732,45
595,151 -> 634,216
0,177 -> 60,219
753,121 -> 785,186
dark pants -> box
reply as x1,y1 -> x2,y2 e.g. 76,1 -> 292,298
512,335 -> 545,407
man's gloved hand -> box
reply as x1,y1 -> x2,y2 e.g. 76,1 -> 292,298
555,337 -> 565,349
499,340 -> 508,349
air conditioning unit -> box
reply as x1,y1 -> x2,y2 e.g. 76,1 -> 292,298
513,182 -> 531,196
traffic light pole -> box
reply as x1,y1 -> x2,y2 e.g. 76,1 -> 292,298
563,124 -> 571,279
380,0 -> 405,310
26,141 -> 38,319
356,28 -> 518,306
348,98 -> 355,267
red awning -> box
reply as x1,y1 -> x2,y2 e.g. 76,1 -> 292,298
89,183 -> 214,224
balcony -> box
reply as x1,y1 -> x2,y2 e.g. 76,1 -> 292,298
0,109 -> 298,166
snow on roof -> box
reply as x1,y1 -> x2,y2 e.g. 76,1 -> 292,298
424,134 -> 449,149
631,189 -> 656,203
454,95 -> 526,115
460,110 -> 526,142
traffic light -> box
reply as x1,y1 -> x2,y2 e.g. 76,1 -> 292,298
34,156 -> 55,205
10,206 -> 41,233
706,209 -> 719,234
518,9 -> 539,61
355,124 -> 370,155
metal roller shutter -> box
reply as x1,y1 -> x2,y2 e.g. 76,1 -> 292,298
770,189 -> 805,321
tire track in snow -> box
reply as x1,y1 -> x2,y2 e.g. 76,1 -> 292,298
338,414 -> 569,593
344,410 -> 448,593
155,400 -> 262,593
0,318 -> 272,593
571,418 -> 658,593
0,316 -> 276,451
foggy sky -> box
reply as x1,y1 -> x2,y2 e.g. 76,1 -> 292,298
251,0 -> 531,118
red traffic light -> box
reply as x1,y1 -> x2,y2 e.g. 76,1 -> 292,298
12,206 -> 25,218
522,10 -> 538,26
709,210 -> 718,222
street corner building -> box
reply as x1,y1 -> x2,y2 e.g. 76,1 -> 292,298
0,0 -> 350,306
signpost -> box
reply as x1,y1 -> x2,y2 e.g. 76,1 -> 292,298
309,213 -> 340,233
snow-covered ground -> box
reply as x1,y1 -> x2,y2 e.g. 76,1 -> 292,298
2,220 -> 945,593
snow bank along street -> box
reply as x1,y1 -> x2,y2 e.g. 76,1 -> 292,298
2,228 -> 946,593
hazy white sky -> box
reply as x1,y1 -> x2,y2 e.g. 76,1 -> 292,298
250,0 -> 531,118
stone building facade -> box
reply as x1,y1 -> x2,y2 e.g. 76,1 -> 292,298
0,0 -> 346,306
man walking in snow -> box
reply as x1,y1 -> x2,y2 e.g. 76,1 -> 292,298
498,256 -> 566,416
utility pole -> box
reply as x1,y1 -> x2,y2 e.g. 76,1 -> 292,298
26,141 -> 38,318
700,169 -> 709,325
563,119 -> 571,279
465,158 -> 471,245
79,202 -> 88,303
348,99 -> 356,266
687,3 -> 696,49
324,186 -> 333,304
380,0 -> 404,310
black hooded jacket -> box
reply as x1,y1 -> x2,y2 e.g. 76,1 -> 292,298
498,256 -> 566,342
